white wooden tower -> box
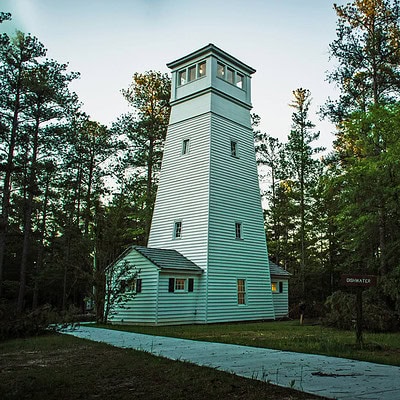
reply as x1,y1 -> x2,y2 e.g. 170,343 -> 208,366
148,44 -> 275,323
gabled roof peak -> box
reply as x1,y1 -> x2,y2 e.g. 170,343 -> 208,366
134,246 -> 203,275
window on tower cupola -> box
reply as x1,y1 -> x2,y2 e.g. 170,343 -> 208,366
227,67 -> 234,84
177,60 -> 206,86
198,61 -> 206,77
217,62 -> 225,78
188,65 -> 196,82
178,70 -> 186,86
236,73 -> 244,89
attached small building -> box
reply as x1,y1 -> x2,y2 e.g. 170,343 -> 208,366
107,44 -> 290,325
269,260 -> 291,319
108,246 -> 203,325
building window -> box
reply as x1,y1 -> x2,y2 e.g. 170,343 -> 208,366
230,140 -> 238,157
236,73 -> 244,89
235,222 -> 242,240
198,61 -> 206,77
217,62 -> 225,78
227,67 -> 234,84
120,278 -> 142,293
182,138 -> 190,155
173,221 -> 182,239
188,65 -> 196,82
217,62 -> 244,88
271,281 -> 283,293
175,278 -> 186,291
237,279 -> 246,305
177,60 -> 207,86
168,278 -> 194,293
178,70 -> 186,86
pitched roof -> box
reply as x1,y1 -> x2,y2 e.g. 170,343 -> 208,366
166,43 -> 256,74
134,246 -> 203,275
269,260 -> 291,278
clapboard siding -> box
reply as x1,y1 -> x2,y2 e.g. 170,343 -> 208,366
148,113 -> 211,274
206,113 -> 275,322
156,273 -> 202,325
147,113 -> 211,322
271,279 -> 289,318
109,45 -> 286,326
108,248 -> 204,325
108,249 -> 158,324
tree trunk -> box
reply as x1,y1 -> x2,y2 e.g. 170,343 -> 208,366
32,171 -> 50,309
0,77 -> 22,297
17,110 -> 40,313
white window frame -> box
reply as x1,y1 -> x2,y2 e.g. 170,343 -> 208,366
188,65 -> 196,82
226,67 -> 234,84
237,279 -> 246,305
216,61 -> 245,89
235,222 -> 243,240
236,72 -> 244,89
175,278 -> 186,292
173,220 -> 182,239
271,281 -> 283,293
231,140 -> 238,157
198,61 -> 206,78
177,60 -> 207,86
182,138 -> 190,155
217,61 -> 225,78
178,70 -> 187,86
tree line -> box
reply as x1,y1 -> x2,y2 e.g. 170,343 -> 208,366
257,0 -> 400,329
0,12 -> 170,322
1,1 -> 399,330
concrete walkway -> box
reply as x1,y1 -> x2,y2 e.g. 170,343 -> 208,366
61,325 -> 400,400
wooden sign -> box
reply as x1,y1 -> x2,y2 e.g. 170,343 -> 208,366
340,274 -> 377,287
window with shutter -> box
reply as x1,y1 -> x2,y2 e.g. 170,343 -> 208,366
136,278 -> 142,293
175,279 -> 186,292
168,278 -> 175,292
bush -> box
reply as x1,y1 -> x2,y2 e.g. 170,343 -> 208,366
0,301 -> 60,341
323,290 -> 400,332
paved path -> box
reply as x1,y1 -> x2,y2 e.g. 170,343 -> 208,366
61,325 -> 400,400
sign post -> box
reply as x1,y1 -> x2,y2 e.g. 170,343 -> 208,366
340,274 -> 377,348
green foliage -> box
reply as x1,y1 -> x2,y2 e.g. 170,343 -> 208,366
115,71 -> 171,244
0,12 -> 11,24
256,89 -> 325,305
0,28 -> 170,317
0,301 -> 60,341
323,289 -> 399,332
103,259 -> 140,323
324,0 -> 400,121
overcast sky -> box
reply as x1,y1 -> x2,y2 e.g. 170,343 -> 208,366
2,0 -> 347,150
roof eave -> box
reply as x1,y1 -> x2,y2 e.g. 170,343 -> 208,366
167,43 -> 256,75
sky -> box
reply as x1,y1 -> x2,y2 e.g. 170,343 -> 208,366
2,0 -> 347,151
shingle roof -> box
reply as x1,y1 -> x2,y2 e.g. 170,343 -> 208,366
269,260 -> 291,277
134,246 -> 203,275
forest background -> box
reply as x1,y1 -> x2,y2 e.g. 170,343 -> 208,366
1,0 -> 400,334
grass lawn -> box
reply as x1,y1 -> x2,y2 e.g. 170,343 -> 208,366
97,320 -> 400,366
0,333 -> 326,400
